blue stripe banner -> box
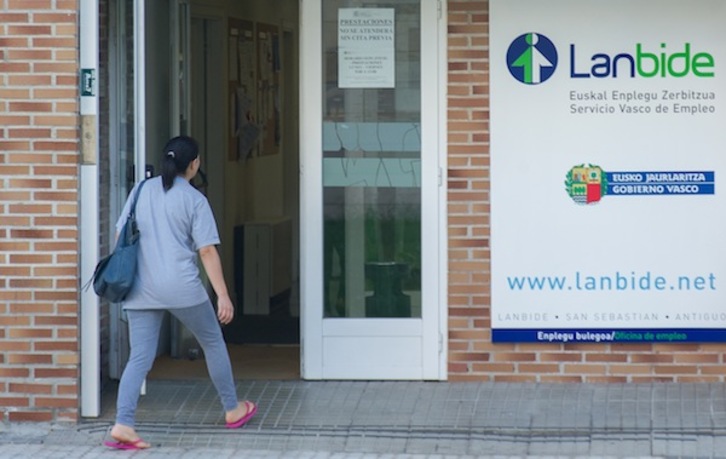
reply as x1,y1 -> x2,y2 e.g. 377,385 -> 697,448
492,328 -> 726,343
605,171 -> 715,196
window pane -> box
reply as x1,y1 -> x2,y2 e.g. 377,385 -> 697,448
322,0 -> 421,318
113,0 -> 136,198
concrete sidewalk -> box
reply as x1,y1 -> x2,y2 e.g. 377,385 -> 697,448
2,380 -> 726,457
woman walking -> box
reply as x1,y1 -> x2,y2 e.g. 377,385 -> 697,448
105,136 -> 256,450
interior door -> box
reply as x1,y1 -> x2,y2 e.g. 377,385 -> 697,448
301,0 -> 445,380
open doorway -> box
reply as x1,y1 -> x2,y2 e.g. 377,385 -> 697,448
109,0 -> 301,383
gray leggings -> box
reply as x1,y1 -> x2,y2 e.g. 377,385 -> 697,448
115,302 -> 238,427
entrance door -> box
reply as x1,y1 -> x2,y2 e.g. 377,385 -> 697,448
301,0 -> 446,379
110,0 -> 303,381
109,0 -> 183,377
109,0 -> 168,379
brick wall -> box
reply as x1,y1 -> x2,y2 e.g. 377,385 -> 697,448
445,0 -> 726,383
0,0 -> 81,422
446,0 -> 491,381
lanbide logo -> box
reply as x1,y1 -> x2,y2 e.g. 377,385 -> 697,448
506,33 -> 558,84
506,32 -> 716,84
570,43 -> 715,79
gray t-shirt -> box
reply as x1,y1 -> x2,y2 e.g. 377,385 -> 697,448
115,176 -> 220,309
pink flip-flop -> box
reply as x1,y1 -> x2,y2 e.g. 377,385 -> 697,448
103,438 -> 149,450
225,401 -> 258,429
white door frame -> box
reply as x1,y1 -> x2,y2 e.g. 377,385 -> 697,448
300,0 -> 447,380
299,0 -> 323,379
134,0 -> 147,183
79,0 -> 101,418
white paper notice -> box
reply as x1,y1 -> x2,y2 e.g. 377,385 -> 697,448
338,8 -> 395,89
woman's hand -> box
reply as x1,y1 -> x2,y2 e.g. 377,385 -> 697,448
217,295 -> 234,325
198,245 -> 235,324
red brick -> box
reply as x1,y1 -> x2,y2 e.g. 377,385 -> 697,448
33,341 -> 78,352
35,397 -> 77,408
630,353 -> 674,363
7,354 -> 53,365
8,411 -> 53,422
8,101 -> 54,112
57,384 -> 78,395
8,328 -> 53,339
0,62 -> 31,73
0,397 -> 30,407
35,316 -> 77,326
0,368 -> 30,378
0,13 -> 29,22
8,383 -> 53,394
0,341 -> 31,352
0,316 -> 31,326
33,13 -> 77,23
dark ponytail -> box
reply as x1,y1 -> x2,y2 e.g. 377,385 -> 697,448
161,136 -> 199,191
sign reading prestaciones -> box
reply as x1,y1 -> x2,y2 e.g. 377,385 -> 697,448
338,8 -> 395,89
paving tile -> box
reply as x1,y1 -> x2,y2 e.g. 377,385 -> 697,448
11,381 -> 726,457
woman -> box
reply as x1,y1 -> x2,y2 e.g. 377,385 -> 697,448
105,136 -> 256,451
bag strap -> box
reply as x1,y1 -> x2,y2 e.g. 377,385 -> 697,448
128,178 -> 148,219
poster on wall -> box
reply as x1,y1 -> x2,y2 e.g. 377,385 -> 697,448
256,24 -> 281,157
228,19 -> 258,161
338,8 -> 395,88
489,0 -> 726,343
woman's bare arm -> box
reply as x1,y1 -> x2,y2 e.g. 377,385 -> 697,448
198,245 -> 234,324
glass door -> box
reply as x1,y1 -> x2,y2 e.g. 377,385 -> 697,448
108,0 -> 136,380
109,0 -> 178,377
301,0 -> 444,379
